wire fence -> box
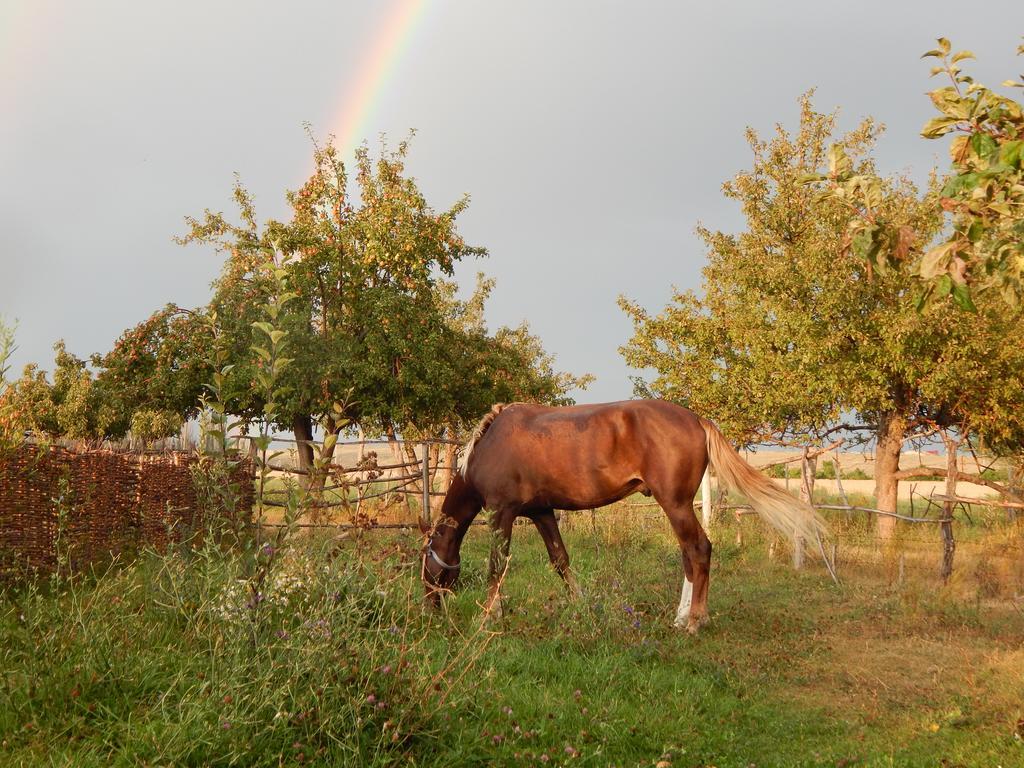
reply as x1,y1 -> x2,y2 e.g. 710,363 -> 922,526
3,435 -> 1021,597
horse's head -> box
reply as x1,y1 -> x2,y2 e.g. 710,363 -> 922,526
421,534 -> 460,605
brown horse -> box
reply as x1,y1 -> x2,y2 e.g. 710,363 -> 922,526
422,400 -> 826,634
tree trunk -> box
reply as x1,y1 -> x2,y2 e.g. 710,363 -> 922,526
874,412 -> 906,541
833,449 -> 850,506
293,414 -> 315,472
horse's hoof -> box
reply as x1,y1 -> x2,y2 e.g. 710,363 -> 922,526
675,614 -> 708,634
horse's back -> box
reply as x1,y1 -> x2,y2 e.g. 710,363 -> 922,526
467,400 -> 707,510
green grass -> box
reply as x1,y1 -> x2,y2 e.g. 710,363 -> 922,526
2,514 -> 1023,767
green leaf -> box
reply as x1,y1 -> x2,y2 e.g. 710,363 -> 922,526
269,330 -> 288,346
941,173 -> 980,197
999,140 -> 1023,168
951,283 -> 977,312
935,274 -> 953,298
970,132 -> 998,161
967,220 -> 985,243
252,321 -> 274,338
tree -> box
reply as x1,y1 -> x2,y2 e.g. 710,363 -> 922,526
809,39 -> 1024,307
0,341 -> 135,443
620,96 -> 1024,538
156,136 -> 585,473
91,305 -> 211,429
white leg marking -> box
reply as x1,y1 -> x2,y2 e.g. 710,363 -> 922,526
673,576 -> 693,627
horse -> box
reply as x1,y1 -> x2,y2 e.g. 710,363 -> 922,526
421,399 -> 826,634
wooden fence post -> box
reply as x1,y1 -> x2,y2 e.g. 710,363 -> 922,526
701,467 -> 712,529
794,447 -> 815,570
940,432 -> 957,582
420,441 -> 431,530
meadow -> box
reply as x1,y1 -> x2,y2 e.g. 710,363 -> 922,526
1,503 -> 1022,768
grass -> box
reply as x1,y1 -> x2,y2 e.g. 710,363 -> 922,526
2,510 -> 1023,767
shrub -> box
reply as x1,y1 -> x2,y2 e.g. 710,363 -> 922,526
0,538 -> 482,766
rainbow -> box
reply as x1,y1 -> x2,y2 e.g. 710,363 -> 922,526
330,0 -> 429,156
1,2 -> 51,111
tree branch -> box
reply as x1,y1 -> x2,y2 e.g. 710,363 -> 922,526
892,466 -> 1022,501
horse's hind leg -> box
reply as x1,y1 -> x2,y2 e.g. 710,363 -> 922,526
661,499 -> 712,634
485,507 -> 516,619
530,510 -> 582,598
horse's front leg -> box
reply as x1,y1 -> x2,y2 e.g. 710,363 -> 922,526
485,509 -> 516,619
530,509 -> 582,599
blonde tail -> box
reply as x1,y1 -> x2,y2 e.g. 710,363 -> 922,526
699,418 -> 828,546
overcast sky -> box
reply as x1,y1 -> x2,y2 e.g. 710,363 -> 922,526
2,1 -> 1021,403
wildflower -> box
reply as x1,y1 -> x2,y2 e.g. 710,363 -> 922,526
221,720 -> 231,730
565,744 -> 579,757
365,694 -> 377,705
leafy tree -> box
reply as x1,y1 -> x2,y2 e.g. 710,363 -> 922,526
178,137 -> 489,472
0,342 -> 129,442
809,39 -> 1024,307
152,136 -> 586,474
129,409 -> 184,445
620,96 -> 1024,537
91,305 -> 211,427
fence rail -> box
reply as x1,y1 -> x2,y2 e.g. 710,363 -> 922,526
3,436 -> 1020,591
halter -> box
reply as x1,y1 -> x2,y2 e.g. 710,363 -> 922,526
426,546 -> 460,571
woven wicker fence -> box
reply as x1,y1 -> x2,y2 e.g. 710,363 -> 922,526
0,444 -> 253,577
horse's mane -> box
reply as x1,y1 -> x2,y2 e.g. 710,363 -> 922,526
458,403 -> 511,476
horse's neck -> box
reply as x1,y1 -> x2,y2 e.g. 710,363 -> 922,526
435,476 -> 482,558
